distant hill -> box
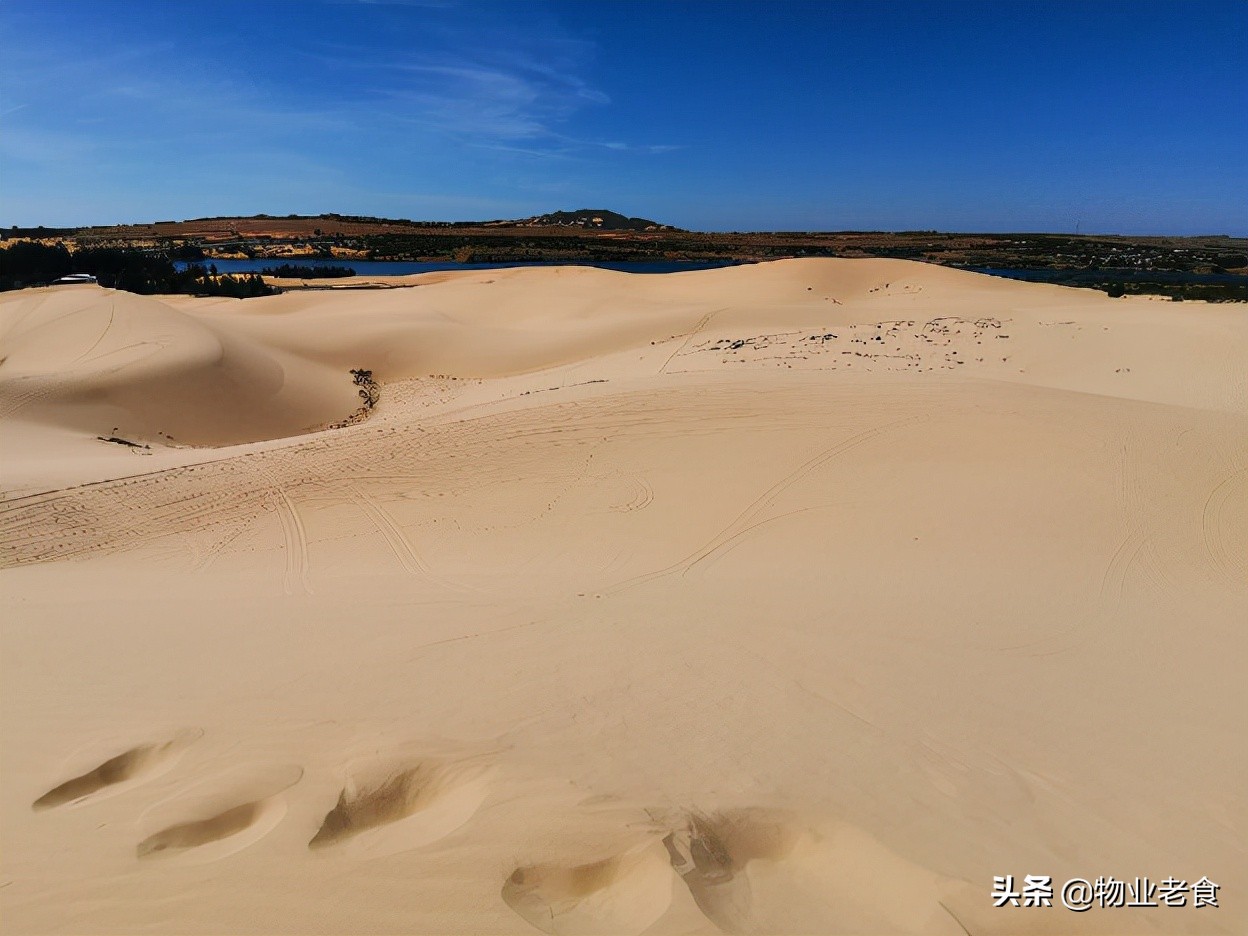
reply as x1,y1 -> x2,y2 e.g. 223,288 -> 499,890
494,209 -> 680,232
26,209 -> 682,240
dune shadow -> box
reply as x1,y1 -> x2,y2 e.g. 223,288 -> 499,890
502,839 -> 674,936
664,808 -> 967,935
309,758 -> 491,856
32,728 -> 202,811
133,761 -> 301,865
137,798 -> 271,858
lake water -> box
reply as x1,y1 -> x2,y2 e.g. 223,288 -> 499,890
176,258 -> 744,276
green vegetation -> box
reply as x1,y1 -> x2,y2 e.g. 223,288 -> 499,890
1098,281 -> 1248,302
260,263 -> 356,278
8,214 -> 1245,301
327,368 -> 381,429
0,242 -> 278,298
0,241 -> 73,288
170,243 -> 207,260
191,269 -> 276,298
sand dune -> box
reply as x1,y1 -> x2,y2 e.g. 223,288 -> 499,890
0,288 -> 362,451
1,259 -> 1245,934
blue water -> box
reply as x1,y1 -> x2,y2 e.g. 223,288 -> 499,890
176,258 -> 745,276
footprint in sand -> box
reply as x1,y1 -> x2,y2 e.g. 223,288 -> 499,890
663,808 -> 968,935
32,728 -> 203,811
135,763 -> 303,866
502,839 -> 674,936
309,757 -> 493,857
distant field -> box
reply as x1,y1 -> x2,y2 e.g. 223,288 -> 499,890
5,217 -> 1246,290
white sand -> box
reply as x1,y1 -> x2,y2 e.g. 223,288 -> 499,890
1,259 -> 1244,934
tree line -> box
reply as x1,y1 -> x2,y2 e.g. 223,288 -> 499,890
0,242 -> 277,298
259,263 -> 355,278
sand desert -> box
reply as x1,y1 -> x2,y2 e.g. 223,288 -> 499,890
1,259 -> 1245,934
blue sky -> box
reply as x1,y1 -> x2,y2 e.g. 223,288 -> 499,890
1,0 -> 1245,233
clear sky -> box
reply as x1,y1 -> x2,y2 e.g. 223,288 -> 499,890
1,0 -> 1245,233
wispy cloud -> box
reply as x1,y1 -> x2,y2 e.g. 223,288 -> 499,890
297,9 -> 676,158
329,0 -> 459,7
303,48 -> 607,150
543,133 -> 684,155
0,1 -> 678,224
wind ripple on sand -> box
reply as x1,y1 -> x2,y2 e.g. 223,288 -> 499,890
502,839 -> 675,936
309,757 -> 493,858
31,728 -> 202,811
135,763 -> 303,865
663,809 -> 968,935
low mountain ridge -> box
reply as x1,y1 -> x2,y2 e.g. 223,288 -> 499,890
495,209 -> 679,232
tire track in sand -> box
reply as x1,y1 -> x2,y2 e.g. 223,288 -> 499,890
1098,437 -> 1150,607
605,413 -> 928,595
350,487 -> 475,594
1202,467 -> 1248,586
350,488 -> 425,577
659,307 -> 723,376
0,378 -> 57,421
683,413 -> 929,577
262,474 -> 311,596
1098,526 -> 1148,606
